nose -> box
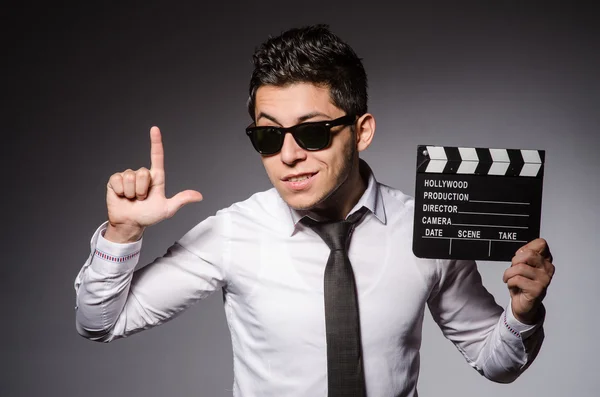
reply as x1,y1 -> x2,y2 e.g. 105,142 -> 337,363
279,132 -> 307,165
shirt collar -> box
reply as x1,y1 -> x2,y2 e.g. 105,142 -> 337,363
285,159 -> 387,236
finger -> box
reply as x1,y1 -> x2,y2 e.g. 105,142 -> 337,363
517,238 -> 552,261
505,265 -> 551,289
122,169 -> 136,199
136,167 -> 151,200
507,275 -> 535,292
107,173 -> 124,196
506,275 -> 545,299
166,190 -> 203,218
150,126 -> 164,172
512,248 -> 545,269
503,263 -> 539,283
546,261 -> 556,279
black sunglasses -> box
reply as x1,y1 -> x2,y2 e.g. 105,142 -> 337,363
245,114 -> 356,155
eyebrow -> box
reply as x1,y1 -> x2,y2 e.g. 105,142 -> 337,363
256,111 -> 331,126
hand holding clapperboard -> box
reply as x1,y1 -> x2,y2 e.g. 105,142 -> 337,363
412,145 -> 555,324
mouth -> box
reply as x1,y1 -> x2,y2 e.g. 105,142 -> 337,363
282,172 -> 317,182
281,172 -> 318,191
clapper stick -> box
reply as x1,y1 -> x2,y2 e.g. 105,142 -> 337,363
412,145 -> 545,261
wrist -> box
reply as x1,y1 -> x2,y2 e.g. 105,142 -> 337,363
104,223 -> 145,243
512,304 -> 543,325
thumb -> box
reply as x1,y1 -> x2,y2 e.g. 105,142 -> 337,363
166,190 -> 203,217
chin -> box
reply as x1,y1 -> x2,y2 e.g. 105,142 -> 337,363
281,186 -> 340,212
282,195 -> 318,211
275,189 -> 320,211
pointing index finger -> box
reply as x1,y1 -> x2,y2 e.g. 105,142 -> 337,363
150,126 -> 164,172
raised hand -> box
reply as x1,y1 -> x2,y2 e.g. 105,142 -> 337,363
104,126 -> 203,243
503,238 -> 555,324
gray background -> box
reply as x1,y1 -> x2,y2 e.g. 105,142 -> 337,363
4,1 -> 599,396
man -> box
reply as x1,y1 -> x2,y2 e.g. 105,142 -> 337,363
74,25 -> 555,396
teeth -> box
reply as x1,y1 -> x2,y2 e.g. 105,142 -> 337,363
289,175 -> 311,182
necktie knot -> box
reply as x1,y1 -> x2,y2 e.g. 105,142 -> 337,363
312,221 -> 352,251
302,208 -> 367,251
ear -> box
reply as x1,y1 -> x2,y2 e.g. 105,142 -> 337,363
355,113 -> 376,152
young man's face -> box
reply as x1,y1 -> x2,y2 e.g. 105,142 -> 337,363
254,83 -> 358,211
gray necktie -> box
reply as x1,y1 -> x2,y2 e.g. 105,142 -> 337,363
303,209 -> 367,397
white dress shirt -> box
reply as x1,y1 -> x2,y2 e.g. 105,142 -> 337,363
74,160 -> 544,397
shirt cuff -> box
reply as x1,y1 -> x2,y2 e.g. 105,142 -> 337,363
503,299 -> 545,340
91,221 -> 143,274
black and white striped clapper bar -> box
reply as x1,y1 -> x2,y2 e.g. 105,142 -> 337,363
412,145 -> 545,261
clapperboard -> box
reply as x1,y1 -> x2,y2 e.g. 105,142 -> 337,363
412,145 -> 545,261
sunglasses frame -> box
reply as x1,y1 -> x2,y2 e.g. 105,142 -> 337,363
245,114 -> 356,155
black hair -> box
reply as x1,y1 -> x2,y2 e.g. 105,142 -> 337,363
247,24 -> 368,121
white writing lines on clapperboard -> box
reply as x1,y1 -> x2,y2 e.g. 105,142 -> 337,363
418,146 -> 544,257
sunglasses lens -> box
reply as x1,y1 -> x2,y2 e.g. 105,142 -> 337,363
294,125 -> 330,150
251,127 -> 283,154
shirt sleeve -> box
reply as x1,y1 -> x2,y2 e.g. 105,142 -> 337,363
427,259 -> 545,383
74,212 -> 230,342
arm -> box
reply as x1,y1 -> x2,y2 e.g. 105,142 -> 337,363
74,126 -> 214,342
74,213 -> 229,342
427,258 -> 545,383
